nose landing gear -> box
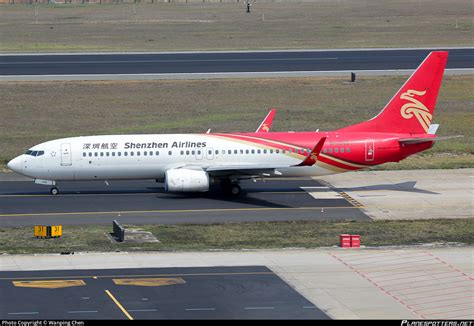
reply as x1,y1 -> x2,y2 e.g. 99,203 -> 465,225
33,179 -> 59,195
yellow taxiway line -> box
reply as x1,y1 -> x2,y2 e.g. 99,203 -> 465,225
0,203 -> 472,219
105,289 -> 134,320
0,191 -> 304,198
0,205 -> 363,218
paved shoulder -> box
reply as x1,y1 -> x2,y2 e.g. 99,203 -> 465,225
320,168 -> 474,220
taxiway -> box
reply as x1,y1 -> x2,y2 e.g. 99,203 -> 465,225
0,176 -> 369,227
1,48 -> 472,77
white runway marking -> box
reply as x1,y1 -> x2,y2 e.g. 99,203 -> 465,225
244,306 -> 275,310
301,186 -> 342,200
68,310 -> 98,314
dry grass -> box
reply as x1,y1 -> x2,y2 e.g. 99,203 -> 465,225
1,75 -> 473,168
0,0 -> 472,52
1,219 -> 472,254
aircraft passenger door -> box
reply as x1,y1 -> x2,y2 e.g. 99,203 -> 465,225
365,139 -> 375,162
206,148 -> 214,160
60,143 -> 72,166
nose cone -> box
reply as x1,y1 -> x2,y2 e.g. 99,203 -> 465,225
7,156 -> 22,173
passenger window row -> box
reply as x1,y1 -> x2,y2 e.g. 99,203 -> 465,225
83,151 -> 161,158
82,147 -> 315,158
200,148 -> 310,155
323,148 -> 351,154
30,146 -> 351,160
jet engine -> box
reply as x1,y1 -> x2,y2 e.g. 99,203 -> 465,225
164,169 -> 210,192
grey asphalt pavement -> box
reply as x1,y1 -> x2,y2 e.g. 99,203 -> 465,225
0,177 -> 369,226
1,48 -> 472,76
0,266 -> 330,320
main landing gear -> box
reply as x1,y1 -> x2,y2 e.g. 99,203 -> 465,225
50,187 -> 59,196
220,179 -> 241,196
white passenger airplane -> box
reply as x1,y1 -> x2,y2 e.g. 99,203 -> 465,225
7,52 -> 449,196
7,107 -> 313,196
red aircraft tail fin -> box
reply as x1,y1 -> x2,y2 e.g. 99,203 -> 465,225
339,51 -> 448,134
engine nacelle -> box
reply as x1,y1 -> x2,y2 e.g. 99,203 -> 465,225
164,169 -> 210,192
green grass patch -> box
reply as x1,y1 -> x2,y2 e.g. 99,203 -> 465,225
0,219 -> 472,255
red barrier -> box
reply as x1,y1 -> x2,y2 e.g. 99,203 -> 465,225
350,235 -> 361,248
339,234 -> 361,248
339,234 -> 351,248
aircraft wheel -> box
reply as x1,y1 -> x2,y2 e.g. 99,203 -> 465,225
230,184 -> 241,196
50,187 -> 59,196
220,180 -> 241,196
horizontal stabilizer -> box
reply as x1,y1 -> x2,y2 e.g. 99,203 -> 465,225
399,135 -> 463,144
428,124 -> 439,135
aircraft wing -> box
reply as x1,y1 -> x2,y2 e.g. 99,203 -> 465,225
205,164 -> 287,178
255,108 -> 276,132
198,137 -> 327,178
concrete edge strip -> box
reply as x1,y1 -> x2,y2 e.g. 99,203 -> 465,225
1,69 -> 472,81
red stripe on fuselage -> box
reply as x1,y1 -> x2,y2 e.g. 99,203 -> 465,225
210,132 -> 367,170
318,154 -> 362,171
211,133 -> 308,152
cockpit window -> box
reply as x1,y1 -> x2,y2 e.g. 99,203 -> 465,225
25,150 -> 44,157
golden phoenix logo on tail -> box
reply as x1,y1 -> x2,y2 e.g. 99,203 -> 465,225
400,89 -> 432,132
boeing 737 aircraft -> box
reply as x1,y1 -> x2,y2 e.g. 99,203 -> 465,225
8,51 -> 449,196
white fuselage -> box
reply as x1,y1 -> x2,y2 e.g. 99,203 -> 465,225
9,134 -> 335,183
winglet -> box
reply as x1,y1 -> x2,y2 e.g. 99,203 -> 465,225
256,108 -> 276,132
295,137 -> 327,167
